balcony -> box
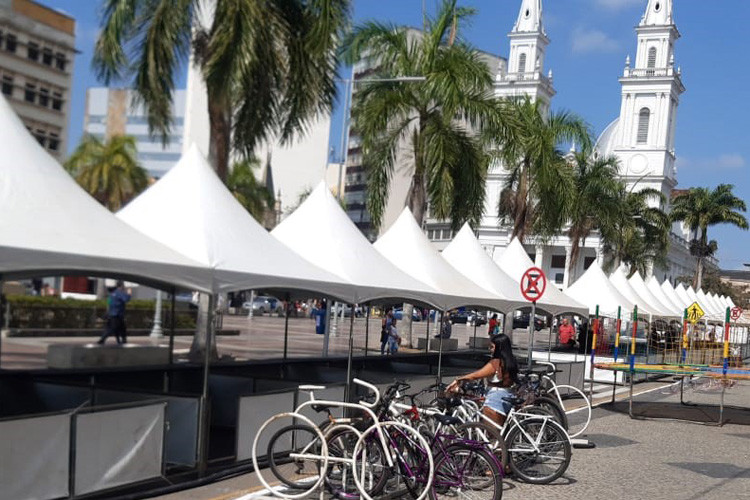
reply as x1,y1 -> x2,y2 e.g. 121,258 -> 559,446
498,71 -> 551,86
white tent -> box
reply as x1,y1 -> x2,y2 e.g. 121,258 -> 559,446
564,261 -> 634,317
674,283 -> 693,309
0,94 -> 211,291
647,276 -> 684,315
696,289 -> 722,318
496,239 -> 588,316
609,267 -> 661,317
710,293 -> 729,316
441,224 -> 528,313
272,183 -> 442,305
118,146 -> 356,299
629,272 -> 680,318
373,209 -> 506,311
703,292 -> 726,317
662,280 -> 688,311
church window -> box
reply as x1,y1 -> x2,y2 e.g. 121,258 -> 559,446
637,108 -> 650,144
647,47 -> 657,75
518,53 -> 527,74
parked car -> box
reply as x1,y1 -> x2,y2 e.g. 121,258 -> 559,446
394,307 -> 422,322
242,296 -> 282,315
341,304 -> 364,318
449,310 -> 487,326
512,312 -> 544,331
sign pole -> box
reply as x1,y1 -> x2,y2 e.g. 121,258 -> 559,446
680,308 -> 688,365
612,305 -> 622,403
629,305 -> 638,373
723,307 -> 731,376
527,300 -> 536,369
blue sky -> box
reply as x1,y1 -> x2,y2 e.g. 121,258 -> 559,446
46,0 -> 749,269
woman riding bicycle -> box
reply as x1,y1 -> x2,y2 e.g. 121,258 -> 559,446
446,334 -> 518,425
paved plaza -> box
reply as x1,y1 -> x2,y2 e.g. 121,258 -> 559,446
152,381 -> 750,500
0,314 -> 566,370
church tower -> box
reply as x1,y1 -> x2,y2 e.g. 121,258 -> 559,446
494,0 -> 555,114
601,0 -> 684,199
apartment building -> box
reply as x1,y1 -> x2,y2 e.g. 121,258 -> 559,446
0,0 -> 74,159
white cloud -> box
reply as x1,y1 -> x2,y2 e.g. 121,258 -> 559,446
677,154 -> 745,170
717,154 -> 745,169
593,0 -> 643,10
571,28 -> 620,54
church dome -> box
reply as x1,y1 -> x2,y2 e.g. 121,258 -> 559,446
594,117 -> 619,157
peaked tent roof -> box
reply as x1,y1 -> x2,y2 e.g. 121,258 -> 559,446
662,280 -> 688,311
648,276 -> 684,314
441,224 -> 528,313
0,94 -> 211,291
118,146 -> 355,298
272,183 -> 442,305
565,261 -> 634,317
496,238 -> 588,316
696,289 -> 722,318
629,272 -> 680,317
609,267 -> 660,316
675,284 -> 693,310
373,209 -> 506,311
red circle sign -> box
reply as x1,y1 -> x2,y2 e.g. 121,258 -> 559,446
520,267 -> 547,303
731,307 -> 743,321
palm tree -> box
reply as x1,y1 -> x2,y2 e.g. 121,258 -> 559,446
94,0 -> 350,181
226,157 -> 274,224
565,150 -> 620,282
497,98 -> 591,243
65,134 -> 148,211
342,0 -> 508,231
670,184 -> 748,289
601,185 -> 670,277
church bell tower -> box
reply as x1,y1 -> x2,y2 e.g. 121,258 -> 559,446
611,0 -> 684,198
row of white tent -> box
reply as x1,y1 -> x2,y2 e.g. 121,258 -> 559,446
0,93 -> 736,326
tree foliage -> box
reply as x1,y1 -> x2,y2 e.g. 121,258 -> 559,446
226,157 -> 274,224
64,134 -> 148,211
94,0 -> 351,179
343,0 -> 510,230
497,98 -> 591,243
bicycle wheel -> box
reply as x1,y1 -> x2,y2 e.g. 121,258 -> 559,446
353,421 -> 434,500
453,422 -> 508,469
253,412 -> 328,500
267,424 -> 323,489
548,385 -> 592,438
506,418 -> 571,484
324,425 -> 389,499
429,444 -> 502,500
529,396 -> 568,431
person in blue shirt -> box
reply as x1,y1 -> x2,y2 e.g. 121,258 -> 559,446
314,299 -> 327,335
97,281 -> 132,345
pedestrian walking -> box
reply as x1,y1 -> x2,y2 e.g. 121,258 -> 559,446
98,281 -> 131,345
314,300 -> 327,335
436,314 -> 452,339
387,321 -> 400,355
488,314 -> 500,336
558,317 -> 576,350
380,308 -> 394,355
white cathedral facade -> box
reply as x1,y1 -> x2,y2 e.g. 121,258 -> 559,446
427,0 -> 698,289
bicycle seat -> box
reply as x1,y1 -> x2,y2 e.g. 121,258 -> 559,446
433,413 -> 462,426
310,403 -> 338,413
299,385 -> 326,391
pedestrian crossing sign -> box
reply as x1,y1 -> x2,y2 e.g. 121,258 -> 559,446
687,302 -> 705,324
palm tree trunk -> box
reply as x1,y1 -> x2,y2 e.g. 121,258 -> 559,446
568,236 -> 581,280
694,228 -> 708,290
207,97 -> 231,181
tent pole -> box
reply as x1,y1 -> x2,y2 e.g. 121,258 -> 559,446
589,306 -> 599,401
612,306 -> 622,404
345,305 -> 356,402
197,293 -> 215,476
424,310 -> 430,354
323,298 -> 332,357
436,310 -> 446,384
0,276 -> 4,369
168,287 -> 176,366
282,293 -> 291,362
472,317 -> 478,351
547,314 -> 553,362
364,305 -> 370,359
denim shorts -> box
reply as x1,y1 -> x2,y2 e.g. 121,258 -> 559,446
484,387 -> 513,416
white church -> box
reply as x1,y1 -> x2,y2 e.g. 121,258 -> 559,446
426,0 -> 699,289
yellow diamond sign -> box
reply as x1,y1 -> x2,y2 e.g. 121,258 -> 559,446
687,302 -> 705,324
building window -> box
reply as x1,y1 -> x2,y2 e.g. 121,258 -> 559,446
554,273 -> 564,284
42,48 -> 53,66
27,42 -> 39,61
48,133 -> 60,151
647,47 -> 657,75
551,255 -> 566,268
583,256 -> 596,270
51,91 -> 63,111
637,108 -> 650,144
38,88 -> 49,107
5,33 -> 17,53
24,84 -> 36,103
518,53 -> 527,74
1,76 -> 12,96
55,52 -> 66,71
34,129 -> 46,146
